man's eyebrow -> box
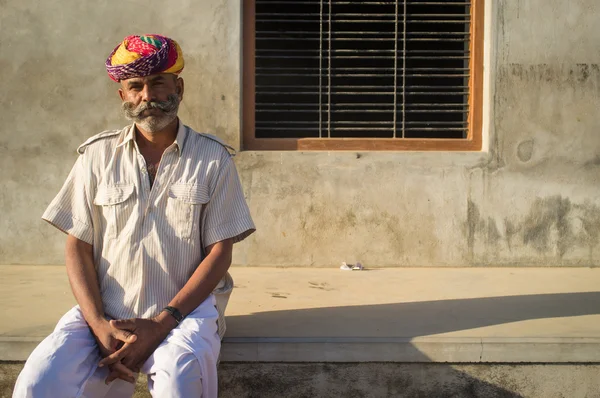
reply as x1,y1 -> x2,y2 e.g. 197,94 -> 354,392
148,75 -> 166,83
125,75 -> 166,88
126,80 -> 143,88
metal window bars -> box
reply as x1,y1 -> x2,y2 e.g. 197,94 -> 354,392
254,0 -> 471,140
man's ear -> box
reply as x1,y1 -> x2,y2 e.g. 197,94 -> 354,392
118,88 -> 125,101
176,77 -> 184,100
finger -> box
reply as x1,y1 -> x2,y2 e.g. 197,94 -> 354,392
114,362 -> 136,384
108,362 -> 135,376
98,343 -> 132,367
105,369 -> 135,385
123,356 -> 143,373
122,357 -> 135,370
105,362 -> 135,384
112,328 -> 137,345
110,319 -> 137,330
105,370 -> 121,384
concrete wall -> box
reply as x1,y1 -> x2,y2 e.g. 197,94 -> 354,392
1,0 -> 599,267
3,362 -> 600,398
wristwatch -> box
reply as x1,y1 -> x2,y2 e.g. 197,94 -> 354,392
162,306 -> 184,324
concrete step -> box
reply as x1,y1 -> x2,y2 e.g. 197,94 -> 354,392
2,265 -> 600,397
2,266 -> 600,363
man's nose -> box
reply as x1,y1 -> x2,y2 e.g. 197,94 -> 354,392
140,85 -> 156,102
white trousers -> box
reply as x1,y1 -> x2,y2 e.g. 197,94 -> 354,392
13,296 -> 221,398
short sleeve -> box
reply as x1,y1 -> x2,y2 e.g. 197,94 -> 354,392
201,156 -> 256,248
42,155 -> 94,244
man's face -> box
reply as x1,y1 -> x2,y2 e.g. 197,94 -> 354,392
119,74 -> 184,133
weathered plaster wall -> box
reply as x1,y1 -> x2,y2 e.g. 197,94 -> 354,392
1,1 -> 599,266
0,0 -> 242,264
3,362 -> 600,397
236,0 -> 600,267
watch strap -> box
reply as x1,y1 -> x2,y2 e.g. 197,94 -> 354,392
163,306 -> 184,324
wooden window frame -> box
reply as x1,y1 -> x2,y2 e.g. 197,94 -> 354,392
242,0 -> 484,151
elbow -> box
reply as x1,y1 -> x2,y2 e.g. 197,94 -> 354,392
66,234 -> 93,256
206,238 -> 234,267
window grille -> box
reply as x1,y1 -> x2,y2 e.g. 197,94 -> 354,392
243,0 -> 483,150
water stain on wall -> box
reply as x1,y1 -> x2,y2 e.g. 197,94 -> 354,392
487,217 -> 502,246
467,196 -> 600,263
466,200 -> 485,258
584,155 -> 600,168
504,219 -> 521,252
522,196 -> 573,257
516,140 -> 534,162
579,202 -> 600,260
498,63 -> 600,86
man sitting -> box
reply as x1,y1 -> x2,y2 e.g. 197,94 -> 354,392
13,34 -> 255,398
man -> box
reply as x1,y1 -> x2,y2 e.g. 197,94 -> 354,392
13,34 -> 255,398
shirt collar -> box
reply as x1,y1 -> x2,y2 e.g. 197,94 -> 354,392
116,124 -> 136,149
116,119 -> 187,157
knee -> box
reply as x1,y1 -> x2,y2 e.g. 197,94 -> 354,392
170,351 -> 203,381
14,361 -> 65,397
13,336 -> 95,398
151,352 -> 203,396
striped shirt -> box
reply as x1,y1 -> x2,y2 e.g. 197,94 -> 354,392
42,121 -> 255,337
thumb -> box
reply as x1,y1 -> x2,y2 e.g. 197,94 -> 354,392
112,327 -> 137,344
110,318 -> 137,330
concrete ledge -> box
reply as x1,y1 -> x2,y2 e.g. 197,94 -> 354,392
4,336 -> 600,364
0,338 -> 41,362
221,337 -> 600,363
2,266 -> 600,363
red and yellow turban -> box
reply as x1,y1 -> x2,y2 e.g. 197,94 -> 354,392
105,34 -> 184,82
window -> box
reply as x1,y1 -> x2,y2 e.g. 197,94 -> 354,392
243,0 -> 483,151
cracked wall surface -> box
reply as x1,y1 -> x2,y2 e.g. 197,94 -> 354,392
1,0 -> 599,266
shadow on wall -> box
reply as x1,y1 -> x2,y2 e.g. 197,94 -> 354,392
221,292 -> 600,398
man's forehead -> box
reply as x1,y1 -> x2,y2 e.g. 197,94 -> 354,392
122,74 -> 176,85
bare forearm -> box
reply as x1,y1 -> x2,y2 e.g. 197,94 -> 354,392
161,239 -> 233,322
99,239 -> 234,374
65,234 -> 105,328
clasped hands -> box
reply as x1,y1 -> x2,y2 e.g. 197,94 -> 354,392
92,316 -> 174,384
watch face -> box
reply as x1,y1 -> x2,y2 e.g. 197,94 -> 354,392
173,309 -> 183,321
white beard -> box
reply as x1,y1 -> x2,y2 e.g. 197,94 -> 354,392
136,113 -> 178,133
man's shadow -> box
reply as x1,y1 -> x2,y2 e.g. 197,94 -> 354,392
218,291 -> 600,398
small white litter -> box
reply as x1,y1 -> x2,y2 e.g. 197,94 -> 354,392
340,262 -> 364,271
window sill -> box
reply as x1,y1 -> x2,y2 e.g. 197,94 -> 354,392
243,137 -> 482,151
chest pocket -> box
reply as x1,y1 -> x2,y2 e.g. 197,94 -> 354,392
167,183 -> 210,240
93,184 -> 136,239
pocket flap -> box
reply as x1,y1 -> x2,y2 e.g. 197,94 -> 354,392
94,184 -> 135,206
168,183 -> 209,204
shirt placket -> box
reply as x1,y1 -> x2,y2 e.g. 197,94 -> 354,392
135,143 -> 178,315
136,150 -> 151,211
146,146 -> 177,215
135,146 -> 177,215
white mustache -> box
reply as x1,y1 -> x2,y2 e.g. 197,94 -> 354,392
122,94 -> 179,119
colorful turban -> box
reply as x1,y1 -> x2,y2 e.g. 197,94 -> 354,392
105,34 -> 184,82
